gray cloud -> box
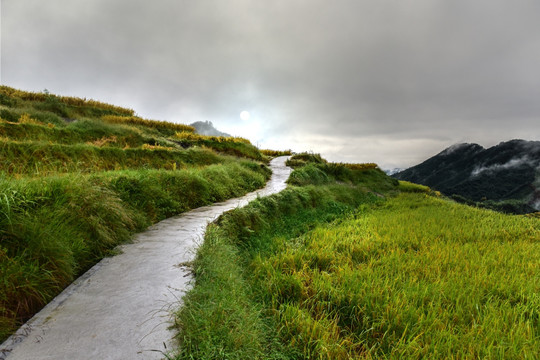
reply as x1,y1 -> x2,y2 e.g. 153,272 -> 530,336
471,155 -> 539,177
2,0 -> 540,168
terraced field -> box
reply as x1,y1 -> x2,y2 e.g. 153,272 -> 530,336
0,86 -> 271,342
174,154 -> 540,360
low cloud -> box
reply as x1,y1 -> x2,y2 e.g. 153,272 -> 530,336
471,156 -> 538,177
532,199 -> 540,211
439,143 -> 480,156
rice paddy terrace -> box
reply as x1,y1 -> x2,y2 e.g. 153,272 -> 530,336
0,86 -> 280,347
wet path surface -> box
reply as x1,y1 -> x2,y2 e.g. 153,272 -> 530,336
1,157 -> 291,360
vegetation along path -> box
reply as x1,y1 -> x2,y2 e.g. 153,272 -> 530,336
1,156 -> 292,360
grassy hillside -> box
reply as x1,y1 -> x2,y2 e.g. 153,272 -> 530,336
174,154 -> 539,359
0,86 -> 270,341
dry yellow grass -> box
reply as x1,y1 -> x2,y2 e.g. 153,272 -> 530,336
141,143 -> 176,151
0,86 -> 135,116
260,149 -> 292,157
86,136 -> 118,147
174,131 -> 251,144
341,162 -> 379,170
18,113 -> 43,125
102,115 -> 195,133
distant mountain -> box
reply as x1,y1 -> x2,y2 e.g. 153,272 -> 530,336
393,140 -> 540,213
190,121 -> 230,137
384,168 -> 405,176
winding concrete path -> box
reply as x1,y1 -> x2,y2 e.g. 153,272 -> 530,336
1,157 -> 291,360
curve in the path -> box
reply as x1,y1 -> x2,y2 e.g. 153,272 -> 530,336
1,156 -> 291,360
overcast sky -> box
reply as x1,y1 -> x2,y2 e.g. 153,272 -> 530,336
2,0 -> 539,168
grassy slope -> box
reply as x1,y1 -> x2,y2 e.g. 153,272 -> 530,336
0,86 -> 270,341
174,155 -> 539,359
266,190 -> 539,359
173,155 -> 399,359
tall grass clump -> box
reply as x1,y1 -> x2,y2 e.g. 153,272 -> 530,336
0,161 -> 270,342
0,119 -> 152,148
0,141 -> 228,175
0,86 -> 135,117
174,226 -> 272,360
104,161 -> 270,224
286,153 -> 398,192
173,131 -> 263,160
0,175 -> 137,341
174,131 -> 251,144
101,115 -> 195,135
260,149 -> 292,157
285,152 -> 326,168
0,109 -> 64,128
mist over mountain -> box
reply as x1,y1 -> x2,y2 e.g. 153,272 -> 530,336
384,168 -> 405,176
393,140 -> 540,213
190,121 -> 230,137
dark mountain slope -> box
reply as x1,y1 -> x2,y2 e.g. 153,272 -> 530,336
393,140 -> 540,213
396,143 -> 485,190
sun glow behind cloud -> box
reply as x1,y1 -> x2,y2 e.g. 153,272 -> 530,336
240,111 -> 250,121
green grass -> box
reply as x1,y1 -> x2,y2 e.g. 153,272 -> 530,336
258,193 -> 539,359
173,132 -> 264,161
174,186 -> 383,360
174,157 -> 540,360
0,117 -> 164,148
1,85 -> 135,117
0,140 -> 228,175
0,161 -> 270,341
287,153 -> 398,192
173,160 -> 399,359
260,149 -> 292,157
101,115 -> 195,135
